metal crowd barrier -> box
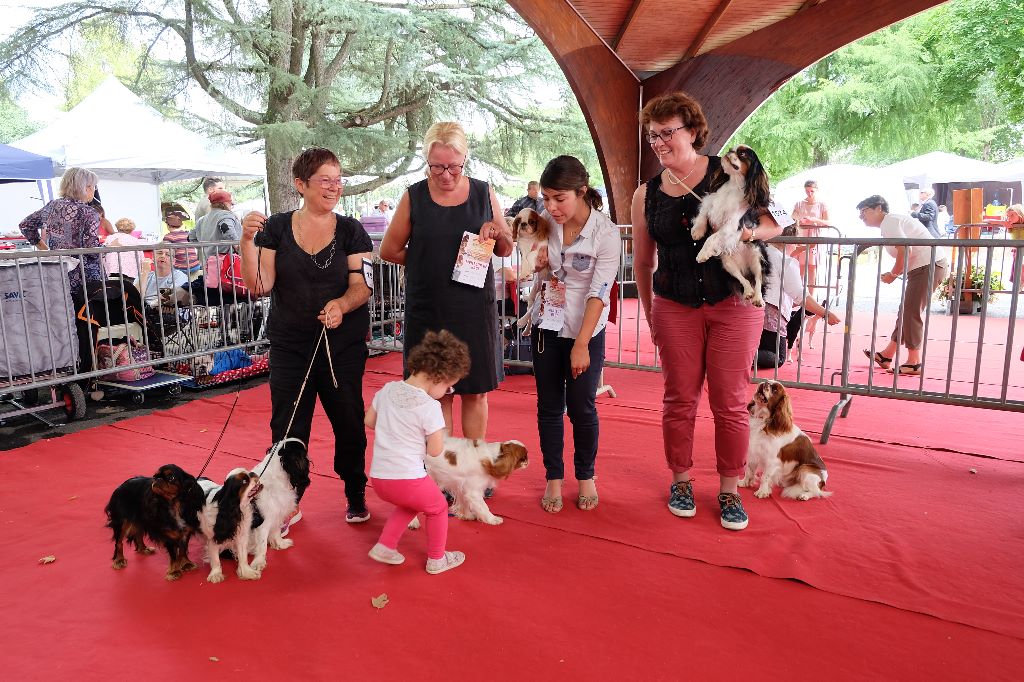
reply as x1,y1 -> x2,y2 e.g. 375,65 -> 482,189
0,240 -> 269,423
4,231 -> 1021,438
365,230 -> 1024,442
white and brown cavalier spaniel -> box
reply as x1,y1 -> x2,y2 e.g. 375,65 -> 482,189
742,381 -> 831,500
410,436 -> 529,527
690,145 -> 771,307
198,468 -> 263,583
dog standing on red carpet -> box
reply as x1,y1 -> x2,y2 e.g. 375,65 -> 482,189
104,463 -> 205,580
741,381 -> 831,500
409,436 -> 529,527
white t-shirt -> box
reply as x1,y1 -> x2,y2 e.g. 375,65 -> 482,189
880,213 -> 949,273
762,246 -> 804,321
369,381 -> 446,480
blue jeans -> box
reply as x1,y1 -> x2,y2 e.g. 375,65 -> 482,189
531,328 -> 606,481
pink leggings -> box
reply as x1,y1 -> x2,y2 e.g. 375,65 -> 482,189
371,476 -> 449,560
651,295 -> 763,478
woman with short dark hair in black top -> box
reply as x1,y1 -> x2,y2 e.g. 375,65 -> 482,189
631,92 -> 782,531
240,148 -> 375,525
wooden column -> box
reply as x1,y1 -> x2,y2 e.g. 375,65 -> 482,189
506,0 -> 640,224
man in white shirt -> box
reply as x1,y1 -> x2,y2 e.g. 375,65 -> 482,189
857,195 -> 949,376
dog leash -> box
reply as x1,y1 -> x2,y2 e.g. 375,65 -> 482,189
256,322 -> 337,479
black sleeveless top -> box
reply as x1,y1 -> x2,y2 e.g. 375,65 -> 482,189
403,176 -> 497,394
644,156 -> 742,307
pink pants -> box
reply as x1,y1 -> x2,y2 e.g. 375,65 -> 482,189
372,476 -> 449,560
651,295 -> 763,478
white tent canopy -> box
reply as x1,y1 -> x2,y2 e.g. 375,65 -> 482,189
10,77 -> 265,182
775,163 -> 910,238
884,151 -> 1003,188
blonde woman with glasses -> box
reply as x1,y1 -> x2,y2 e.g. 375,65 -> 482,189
380,122 -> 513,442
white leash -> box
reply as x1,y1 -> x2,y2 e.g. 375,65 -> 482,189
259,323 -> 337,477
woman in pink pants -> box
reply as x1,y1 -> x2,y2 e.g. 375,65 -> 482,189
631,91 -> 782,530
364,331 -> 470,574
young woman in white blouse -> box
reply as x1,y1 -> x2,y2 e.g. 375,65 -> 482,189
530,156 -> 620,513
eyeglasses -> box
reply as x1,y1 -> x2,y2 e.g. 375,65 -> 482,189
312,177 -> 344,188
646,126 -> 687,145
428,163 -> 464,176
858,206 -> 880,215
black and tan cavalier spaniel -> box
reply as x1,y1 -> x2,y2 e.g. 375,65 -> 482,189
104,463 -> 205,581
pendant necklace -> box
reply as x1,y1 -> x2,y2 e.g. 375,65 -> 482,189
296,210 -> 336,270
665,160 -> 698,187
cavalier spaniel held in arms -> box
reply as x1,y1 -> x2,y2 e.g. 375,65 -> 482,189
690,145 -> 771,307
104,463 -> 205,581
198,468 -> 263,583
742,381 -> 831,500
410,437 -> 529,527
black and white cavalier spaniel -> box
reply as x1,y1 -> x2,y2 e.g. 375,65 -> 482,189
198,468 -> 263,583
249,437 -> 311,573
104,463 -> 205,581
691,145 -> 771,307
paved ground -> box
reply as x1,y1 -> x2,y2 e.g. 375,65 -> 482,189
0,375 -> 270,452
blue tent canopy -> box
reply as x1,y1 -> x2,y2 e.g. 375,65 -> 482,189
0,143 -> 54,183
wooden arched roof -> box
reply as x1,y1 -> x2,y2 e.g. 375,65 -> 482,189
506,0 -> 946,222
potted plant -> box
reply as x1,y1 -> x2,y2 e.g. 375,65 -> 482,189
936,266 -> 1001,314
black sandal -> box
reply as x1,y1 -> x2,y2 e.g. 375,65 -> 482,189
891,363 -> 922,375
863,348 -> 892,369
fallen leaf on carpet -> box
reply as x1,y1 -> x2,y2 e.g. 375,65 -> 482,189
39,556 -> 56,564
371,593 -> 389,609
68,495 -> 77,501
209,657 -> 219,662
200,429 -> 208,433
969,468 -> 977,474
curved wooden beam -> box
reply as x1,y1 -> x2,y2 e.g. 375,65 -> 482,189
640,0 -> 946,179
506,0 -> 640,223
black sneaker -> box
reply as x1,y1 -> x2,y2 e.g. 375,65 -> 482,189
718,492 -> 749,530
346,506 -> 370,523
346,495 -> 370,523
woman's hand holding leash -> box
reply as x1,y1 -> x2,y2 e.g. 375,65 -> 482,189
242,211 -> 267,242
319,298 -> 346,329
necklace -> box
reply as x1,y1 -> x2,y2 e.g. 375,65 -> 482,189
665,160 -> 699,187
296,210 -> 337,270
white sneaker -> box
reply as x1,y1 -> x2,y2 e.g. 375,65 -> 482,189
368,543 -> 405,565
425,550 -> 465,575
280,508 -> 302,537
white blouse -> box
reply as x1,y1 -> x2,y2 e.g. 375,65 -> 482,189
530,208 -> 620,340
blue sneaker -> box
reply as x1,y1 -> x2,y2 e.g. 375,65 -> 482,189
667,480 -> 696,518
718,492 -> 749,530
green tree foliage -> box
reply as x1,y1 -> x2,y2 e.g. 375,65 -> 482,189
728,0 -> 1024,182
0,86 -> 38,144
0,0 -> 596,211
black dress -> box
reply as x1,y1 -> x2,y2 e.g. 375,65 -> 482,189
404,177 -> 498,394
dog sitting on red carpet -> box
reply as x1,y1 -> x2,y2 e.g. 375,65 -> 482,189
410,436 -> 529,526
741,381 -> 831,500
104,463 -> 205,580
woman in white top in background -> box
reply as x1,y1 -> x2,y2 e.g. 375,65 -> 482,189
530,155 -> 620,514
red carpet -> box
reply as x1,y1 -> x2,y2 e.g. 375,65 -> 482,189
2,353 -> 1023,679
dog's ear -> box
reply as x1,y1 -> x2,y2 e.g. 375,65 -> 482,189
484,442 -> 528,479
738,146 -> 770,209
212,473 -> 248,543
764,383 -> 793,435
